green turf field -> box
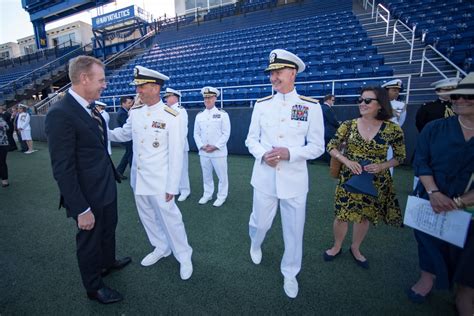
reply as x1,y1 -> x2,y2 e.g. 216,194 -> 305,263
0,142 -> 456,314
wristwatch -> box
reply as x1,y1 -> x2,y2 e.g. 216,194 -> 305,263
427,190 -> 440,195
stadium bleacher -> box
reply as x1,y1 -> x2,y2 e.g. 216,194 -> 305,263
380,0 -> 474,71
101,3 -> 393,107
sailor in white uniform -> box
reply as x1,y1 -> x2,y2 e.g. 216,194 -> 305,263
108,66 -> 193,280
245,49 -> 325,298
193,86 -> 231,207
382,79 -> 406,175
164,88 -> 191,202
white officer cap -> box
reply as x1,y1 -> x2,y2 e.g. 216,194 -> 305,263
431,77 -> 461,90
18,103 -> 28,109
201,86 -> 220,97
95,101 -> 107,108
130,65 -> 169,86
265,49 -> 305,73
439,72 -> 474,96
381,79 -> 403,89
164,87 -> 182,98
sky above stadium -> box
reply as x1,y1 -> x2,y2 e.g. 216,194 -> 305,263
0,0 -> 175,44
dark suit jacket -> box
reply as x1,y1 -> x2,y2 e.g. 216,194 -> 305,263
45,92 -> 119,217
116,106 -> 129,128
321,103 -> 340,143
415,99 -> 453,133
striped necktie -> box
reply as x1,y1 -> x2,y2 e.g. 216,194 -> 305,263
88,102 -> 104,142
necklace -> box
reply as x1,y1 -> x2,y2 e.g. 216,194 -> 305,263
458,117 -> 474,130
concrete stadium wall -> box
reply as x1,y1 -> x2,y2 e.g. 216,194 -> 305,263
30,104 -> 421,163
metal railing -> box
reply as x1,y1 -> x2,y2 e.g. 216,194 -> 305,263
420,45 -> 467,79
375,3 -> 390,36
35,29 -> 157,115
99,75 -> 412,111
364,0 -> 376,18
392,19 -> 416,64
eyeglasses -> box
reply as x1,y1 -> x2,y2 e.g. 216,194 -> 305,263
357,97 -> 378,104
450,94 -> 474,101
331,99 -> 336,102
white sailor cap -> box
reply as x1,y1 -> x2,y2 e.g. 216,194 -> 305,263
265,49 -> 305,73
164,87 -> 182,98
201,86 -> 220,97
431,77 -> 461,90
18,103 -> 28,109
130,65 -> 169,86
95,101 -> 107,108
439,72 -> 474,96
381,79 -> 403,90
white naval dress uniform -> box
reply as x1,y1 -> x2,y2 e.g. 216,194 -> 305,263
108,100 -> 193,264
17,112 -> 32,140
245,89 -> 325,279
387,99 -> 406,174
193,106 -> 231,200
170,102 -> 191,197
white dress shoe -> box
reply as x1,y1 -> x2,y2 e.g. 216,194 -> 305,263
284,277 -> 299,298
180,261 -> 193,280
250,246 -> 262,265
212,198 -> 226,207
177,194 -> 189,202
140,248 -> 171,267
198,196 -> 212,204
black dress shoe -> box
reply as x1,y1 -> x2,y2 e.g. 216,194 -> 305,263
101,257 -> 132,276
323,248 -> 342,262
406,288 -> 429,304
87,286 -> 123,304
349,248 -> 369,269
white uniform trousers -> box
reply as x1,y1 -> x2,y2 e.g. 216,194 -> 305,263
179,151 -> 191,196
248,189 -> 307,279
135,195 -> 193,263
199,156 -> 228,200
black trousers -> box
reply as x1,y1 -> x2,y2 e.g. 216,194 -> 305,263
6,130 -> 17,151
75,199 -> 118,292
116,141 -> 133,175
0,146 -> 8,180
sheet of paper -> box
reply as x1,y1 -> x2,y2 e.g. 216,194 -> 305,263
404,195 -> 472,248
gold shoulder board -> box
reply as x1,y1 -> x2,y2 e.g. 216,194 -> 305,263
256,95 -> 273,103
164,106 -> 179,116
299,95 -> 319,104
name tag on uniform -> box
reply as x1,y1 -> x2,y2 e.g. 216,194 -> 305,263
291,105 -> 308,121
213,114 -> 221,119
152,121 -> 166,129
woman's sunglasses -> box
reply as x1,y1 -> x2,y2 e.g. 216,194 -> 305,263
450,94 -> 474,101
358,97 -> 378,104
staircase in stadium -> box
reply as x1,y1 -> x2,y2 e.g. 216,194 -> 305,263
353,3 -> 465,105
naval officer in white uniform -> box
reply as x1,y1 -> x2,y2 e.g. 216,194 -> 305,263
193,86 -> 231,207
382,79 -> 406,174
164,88 -> 191,202
108,66 -> 193,280
245,49 -> 325,298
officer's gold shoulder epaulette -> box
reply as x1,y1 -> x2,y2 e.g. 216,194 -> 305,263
256,95 -> 273,103
217,108 -> 226,113
177,105 -> 184,109
164,106 -> 179,117
299,95 -> 319,104
131,103 -> 145,110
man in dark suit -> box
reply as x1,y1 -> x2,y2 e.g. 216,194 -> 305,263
320,94 -> 340,163
415,77 -> 460,132
115,96 -> 134,180
45,55 -> 131,304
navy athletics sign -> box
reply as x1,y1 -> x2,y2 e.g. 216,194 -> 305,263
92,6 -> 134,29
